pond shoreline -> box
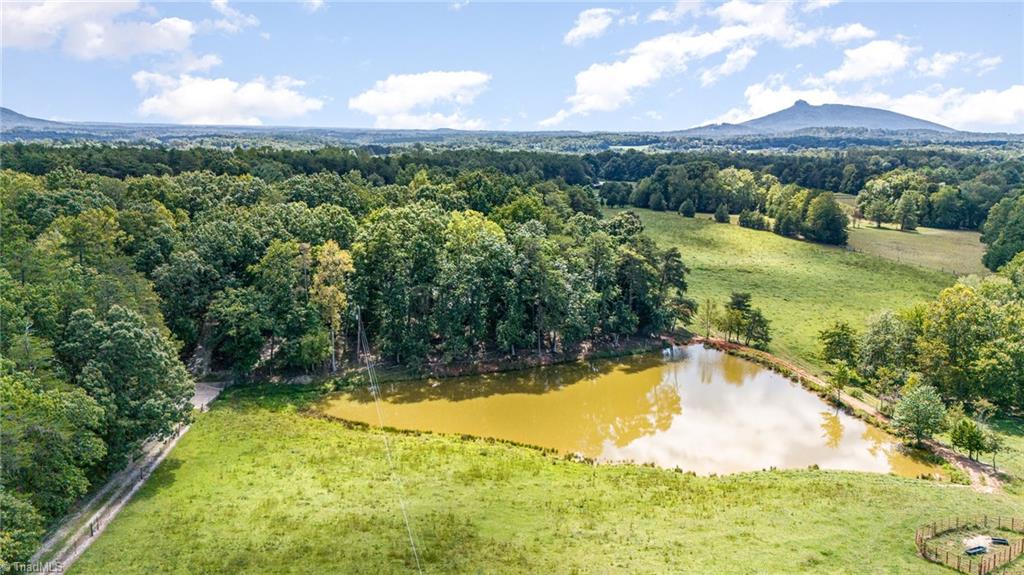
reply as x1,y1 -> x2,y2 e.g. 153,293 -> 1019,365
690,335 -> 1005,493
259,334 -> 675,387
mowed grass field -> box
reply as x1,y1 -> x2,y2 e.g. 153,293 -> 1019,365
606,208 -> 954,372
71,386 -> 1022,575
835,193 -> 988,276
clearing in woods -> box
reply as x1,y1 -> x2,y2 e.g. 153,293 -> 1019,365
834,193 -> 988,276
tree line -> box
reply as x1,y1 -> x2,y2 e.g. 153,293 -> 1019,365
4,143 -> 1019,234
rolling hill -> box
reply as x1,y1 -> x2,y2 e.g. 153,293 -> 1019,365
0,107 -> 67,129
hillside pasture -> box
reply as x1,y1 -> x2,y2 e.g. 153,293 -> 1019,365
607,208 -> 954,372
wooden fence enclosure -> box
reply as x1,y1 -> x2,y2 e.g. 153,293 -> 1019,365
915,516 -> 1024,575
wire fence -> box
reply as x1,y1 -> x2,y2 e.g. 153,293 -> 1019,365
916,516 -> 1024,575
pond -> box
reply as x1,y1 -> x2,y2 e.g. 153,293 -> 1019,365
320,344 -> 939,477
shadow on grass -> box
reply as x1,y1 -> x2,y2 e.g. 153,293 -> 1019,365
133,458 -> 184,502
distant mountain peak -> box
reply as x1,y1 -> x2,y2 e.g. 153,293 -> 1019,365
682,100 -> 956,137
740,100 -> 955,133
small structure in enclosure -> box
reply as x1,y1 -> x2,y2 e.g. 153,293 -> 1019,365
916,516 -> 1024,574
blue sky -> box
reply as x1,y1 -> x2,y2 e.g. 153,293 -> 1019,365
2,1 -> 1023,132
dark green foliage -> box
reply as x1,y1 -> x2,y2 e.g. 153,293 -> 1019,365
949,417 -> 988,460
803,193 -> 849,245
714,204 -> 730,223
772,206 -> 803,238
737,209 -> 767,230
57,306 -> 193,469
981,194 -> 1024,271
208,287 -> 267,375
678,199 -> 696,217
716,292 -> 771,349
892,384 -> 946,444
648,191 -> 666,211
0,489 -> 45,568
0,368 -> 105,520
818,321 -> 859,365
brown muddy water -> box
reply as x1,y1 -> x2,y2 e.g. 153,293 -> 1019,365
320,344 -> 939,477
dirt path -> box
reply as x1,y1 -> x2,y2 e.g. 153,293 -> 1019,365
30,381 -> 226,574
691,336 -> 1004,493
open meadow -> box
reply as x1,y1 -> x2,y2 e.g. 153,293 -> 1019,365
604,208 -> 955,372
836,193 -> 989,276
70,386 -> 1022,575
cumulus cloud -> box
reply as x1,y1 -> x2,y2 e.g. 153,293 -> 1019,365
647,1 -> 702,23
303,0 -> 325,12
133,72 -> 323,125
821,40 -> 913,83
915,51 -> 963,77
1,1 -> 195,59
711,75 -> 1024,131
543,0 -> 819,125
65,17 -> 194,60
828,23 -> 875,43
701,46 -> 757,86
564,8 -> 618,46
210,0 -> 259,33
348,71 -> 491,129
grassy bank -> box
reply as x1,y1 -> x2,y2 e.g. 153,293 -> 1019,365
609,208 -> 953,372
72,386 -> 1020,575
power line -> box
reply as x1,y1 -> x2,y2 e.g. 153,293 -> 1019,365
356,308 -> 424,574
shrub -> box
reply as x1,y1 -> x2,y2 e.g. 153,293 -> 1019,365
714,203 -> 730,223
738,209 -> 768,230
678,199 -> 696,218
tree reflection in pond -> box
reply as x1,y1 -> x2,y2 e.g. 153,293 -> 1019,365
320,345 -> 939,477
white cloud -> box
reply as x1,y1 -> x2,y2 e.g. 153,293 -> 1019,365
64,17 -> 194,60
449,0 -> 469,11
647,1 -> 701,23
915,51 -> 963,77
303,0 -> 325,12
1,1 -> 195,59
711,75 -> 1024,131
543,0 -> 818,125
822,40 -> 913,83
701,46 -> 757,86
802,0 -> 839,12
971,55 -> 1002,76
177,53 -> 223,73
828,23 -> 875,43
133,72 -> 323,125
0,1 -> 135,48
210,0 -> 258,33
348,70 -> 491,129
564,8 -> 618,46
